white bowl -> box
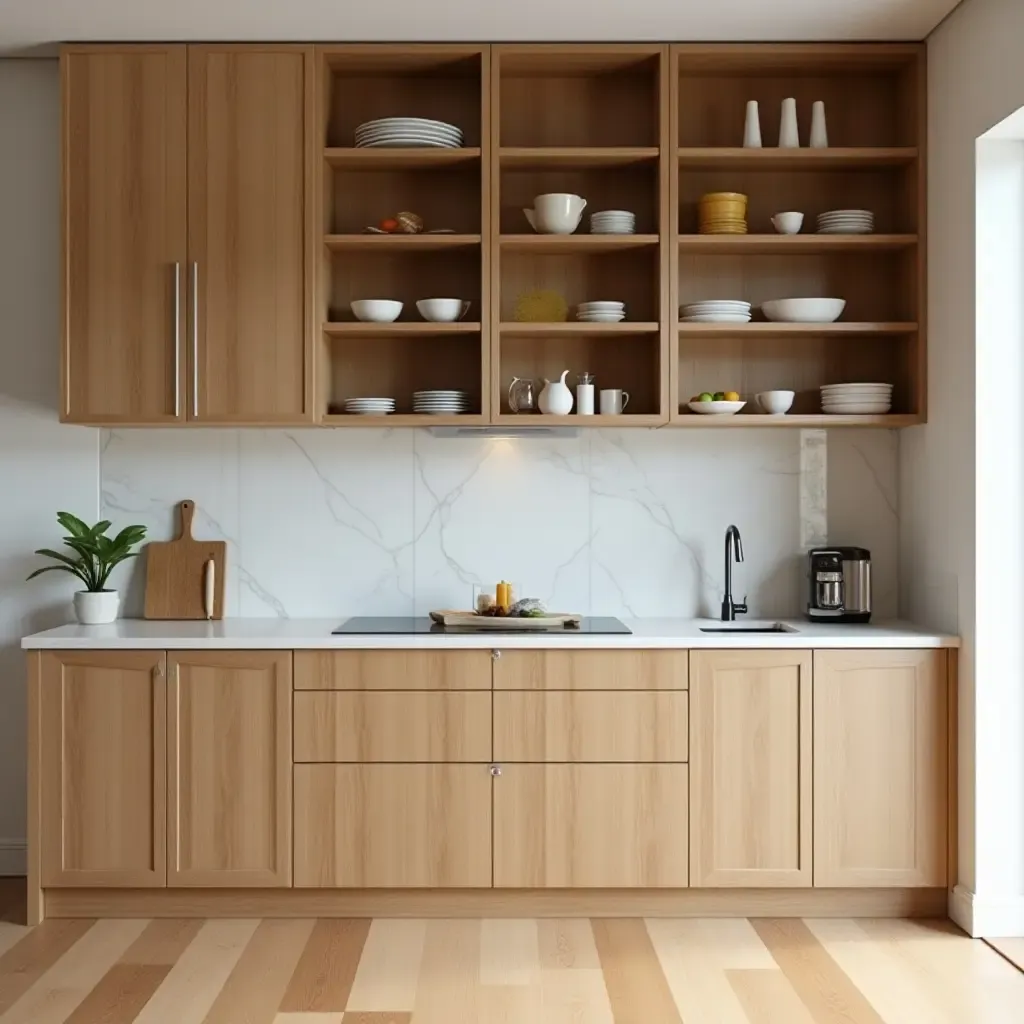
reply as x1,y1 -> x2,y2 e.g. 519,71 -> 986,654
762,298 -> 846,323
578,301 -> 625,310
351,299 -> 403,323
681,314 -> 752,323
771,212 -> 804,234
577,312 -> 625,322
687,400 -> 746,415
416,298 -> 469,322
756,390 -> 795,414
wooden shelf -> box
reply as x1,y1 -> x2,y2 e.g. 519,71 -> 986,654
325,147 -> 481,169
500,147 -> 659,169
324,414 -> 488,428
324,322 -> 481,337
677,148 -> 918,170
501,321 -> 659,336
678,234 -> 917,254
678,322 -> 917,336
324,234 -> 481,252
672,413 -> 921,428
494,413 -> 667,428
500,234 -> 659,253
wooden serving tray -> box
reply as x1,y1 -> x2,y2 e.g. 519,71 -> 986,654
429,610 -> 583,631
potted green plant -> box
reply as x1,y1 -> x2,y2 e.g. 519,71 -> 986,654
27,513 -> 147,624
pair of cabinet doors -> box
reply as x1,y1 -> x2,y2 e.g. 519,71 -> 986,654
62,46 -> 312,424
37,650 -> 292,887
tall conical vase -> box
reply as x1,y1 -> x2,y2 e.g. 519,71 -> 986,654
743,100 -> 762,148
779,97 -> 800,148
810,100 -> 829,148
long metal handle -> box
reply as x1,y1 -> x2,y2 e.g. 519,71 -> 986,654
191,261 -> 199,418
173,263 -> 181,417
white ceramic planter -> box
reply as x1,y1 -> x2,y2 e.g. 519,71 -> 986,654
74,590 -> 120,625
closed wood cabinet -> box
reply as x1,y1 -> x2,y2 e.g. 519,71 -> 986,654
39,651 -> 166,887
494,650 -> 688,690
62,46 -> 187,423
294,650 -> 493,690
168,651 -> 292,886
813,650 -> 948,887
493,764 -> 689,888
689,650 -> 812,888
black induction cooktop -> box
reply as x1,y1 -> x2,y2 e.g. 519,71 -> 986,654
332,616 -> 632,635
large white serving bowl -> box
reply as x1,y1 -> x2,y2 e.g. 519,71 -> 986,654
756,390 -> 795,414
688,400 -> 746,415
762,298 -> 846,323
351,299 -> 403,322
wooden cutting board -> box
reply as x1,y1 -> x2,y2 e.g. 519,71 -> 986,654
144,500 -> 226,620
429,610 -> 582,631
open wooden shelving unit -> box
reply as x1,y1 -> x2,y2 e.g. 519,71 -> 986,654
315,42 -> 925,428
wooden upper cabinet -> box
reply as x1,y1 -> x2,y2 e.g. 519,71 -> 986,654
167,651 -> 292,887
39,651 -> 167,887
187,46 -> 312,422
813,649 -> 948,887
689,650 -> 812,888
62,47 -> 187,424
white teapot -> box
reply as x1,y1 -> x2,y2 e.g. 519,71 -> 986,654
537,370 -> 574,415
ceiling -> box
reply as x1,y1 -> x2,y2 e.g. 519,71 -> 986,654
0,0 -> 962,55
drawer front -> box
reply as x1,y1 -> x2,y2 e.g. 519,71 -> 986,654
294,691 -> 491,762
494,691 -> 688,762
294,764 -> 492,887
295,650 -> 492,690
493,650 -> 688,690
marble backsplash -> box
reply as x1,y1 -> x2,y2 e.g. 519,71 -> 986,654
100,428 -> 899,620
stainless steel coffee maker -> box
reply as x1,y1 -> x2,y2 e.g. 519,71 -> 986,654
807,547 -> 872,623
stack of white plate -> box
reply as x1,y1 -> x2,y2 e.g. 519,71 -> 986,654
577,301 -> 625,323
821,383 -> 893,414
413,390 -> 470,414
817,209 -> 875,234
680,300 -> 752,324
344,397 -> 396,415
354,117 -> 463,149
590,210 -> 636,235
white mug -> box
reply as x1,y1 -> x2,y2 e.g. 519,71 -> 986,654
576,384 -> 595,415
524,192 -> 586,234
599,389 -> 630,415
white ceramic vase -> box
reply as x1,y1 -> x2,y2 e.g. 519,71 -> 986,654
74,590 -> 120,625
538,371 -> 574,415
743,100 -> 762,148
779,97 -> 800,148
810,100 -> 828,148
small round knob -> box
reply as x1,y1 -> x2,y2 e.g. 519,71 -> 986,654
489,764 -> 502,777
492,649 -> 502,660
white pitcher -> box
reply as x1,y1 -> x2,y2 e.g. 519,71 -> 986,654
523,193 -> 586,234
537,370 -> 574,415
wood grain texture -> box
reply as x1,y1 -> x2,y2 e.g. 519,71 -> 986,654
119,918 -> 204,965
62,963 -> 172,1024
62,46 -> 188,424
493,690 -> 688,762
168,651 -> 292,887
294,650 -> 492,691
493,650 -> 687,690
294,691 -> 491,762
727,968 -> 817,1023
493,764 -> 689,888
294,765 -> 492,888
40,650 -> 166,887
689,650 -> 812,888
346,920 -> 427,1012
813,649 -> 947,887
26,653 -> 43,925
0,919 -> 95,1013
278,919 -> 371,1013
592,919 -> 682,1024
189,46 -> 313,422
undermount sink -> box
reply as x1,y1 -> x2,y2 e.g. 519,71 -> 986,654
699,623 -> 798,634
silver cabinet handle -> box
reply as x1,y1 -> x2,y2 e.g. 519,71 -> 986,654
173,263 -> 181,417
191,261 -> 199,418
489,765 -> 502,777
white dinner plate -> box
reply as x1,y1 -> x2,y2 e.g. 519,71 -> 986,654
355,138 -> 462,149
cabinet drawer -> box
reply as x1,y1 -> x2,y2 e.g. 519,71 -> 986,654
493,650 -> 687,690
294,650 -> 491,690
294,691 -> 491,762
494,691 -> 687,762
294,764 -> 492,887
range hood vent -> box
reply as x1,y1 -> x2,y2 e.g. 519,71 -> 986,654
428,426 -> 580,439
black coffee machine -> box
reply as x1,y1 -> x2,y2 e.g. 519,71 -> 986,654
807,547 -> 872,623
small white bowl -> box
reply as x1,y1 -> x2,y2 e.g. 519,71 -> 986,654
577,312 -> 626,322
416,298 -> 469,322
578,301 -> 625,311
762,298 -> 846,323
755,390 -> 795,414
351,299 -> 403,323
687,400 -> 746,415
771,212 -> 804,234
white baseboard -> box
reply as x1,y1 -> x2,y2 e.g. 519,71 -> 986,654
0,839 -> 26,877
950,884 -> 1024,937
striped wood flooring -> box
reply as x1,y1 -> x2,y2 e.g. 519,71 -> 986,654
0,881 -> 1022,1023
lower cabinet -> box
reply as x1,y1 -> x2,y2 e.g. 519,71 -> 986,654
168,651 -> 292,887
493,764 -> 689,888
293,764 -> 492,887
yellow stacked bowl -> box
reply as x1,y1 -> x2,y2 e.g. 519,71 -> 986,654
699,192 -> 748,234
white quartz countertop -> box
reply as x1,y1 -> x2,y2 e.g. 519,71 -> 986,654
21,618 -> 959,650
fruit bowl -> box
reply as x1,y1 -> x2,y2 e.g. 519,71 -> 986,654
687,400 -> 746,415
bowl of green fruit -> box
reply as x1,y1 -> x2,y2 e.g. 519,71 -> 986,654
687,391 -> 746,415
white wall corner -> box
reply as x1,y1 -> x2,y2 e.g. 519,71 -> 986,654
950,884 -> 1024,937
0,839 -> 26,877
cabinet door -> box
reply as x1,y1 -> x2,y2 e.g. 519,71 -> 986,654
62,46 -> 188,423
188,46 -> 312,422
494,650 -> 687,690
493,764 -> 689,887
40,651 -> 166,886
168,651 -> 292,887
294,764 -> 492,887
814,650 -> 948,887
689,650 -> 812,888
294,650 -> 492,691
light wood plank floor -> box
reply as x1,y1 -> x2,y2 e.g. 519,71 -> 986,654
0,881 -> 1021,1023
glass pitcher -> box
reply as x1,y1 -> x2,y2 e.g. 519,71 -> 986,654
508,377 -> 536,413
